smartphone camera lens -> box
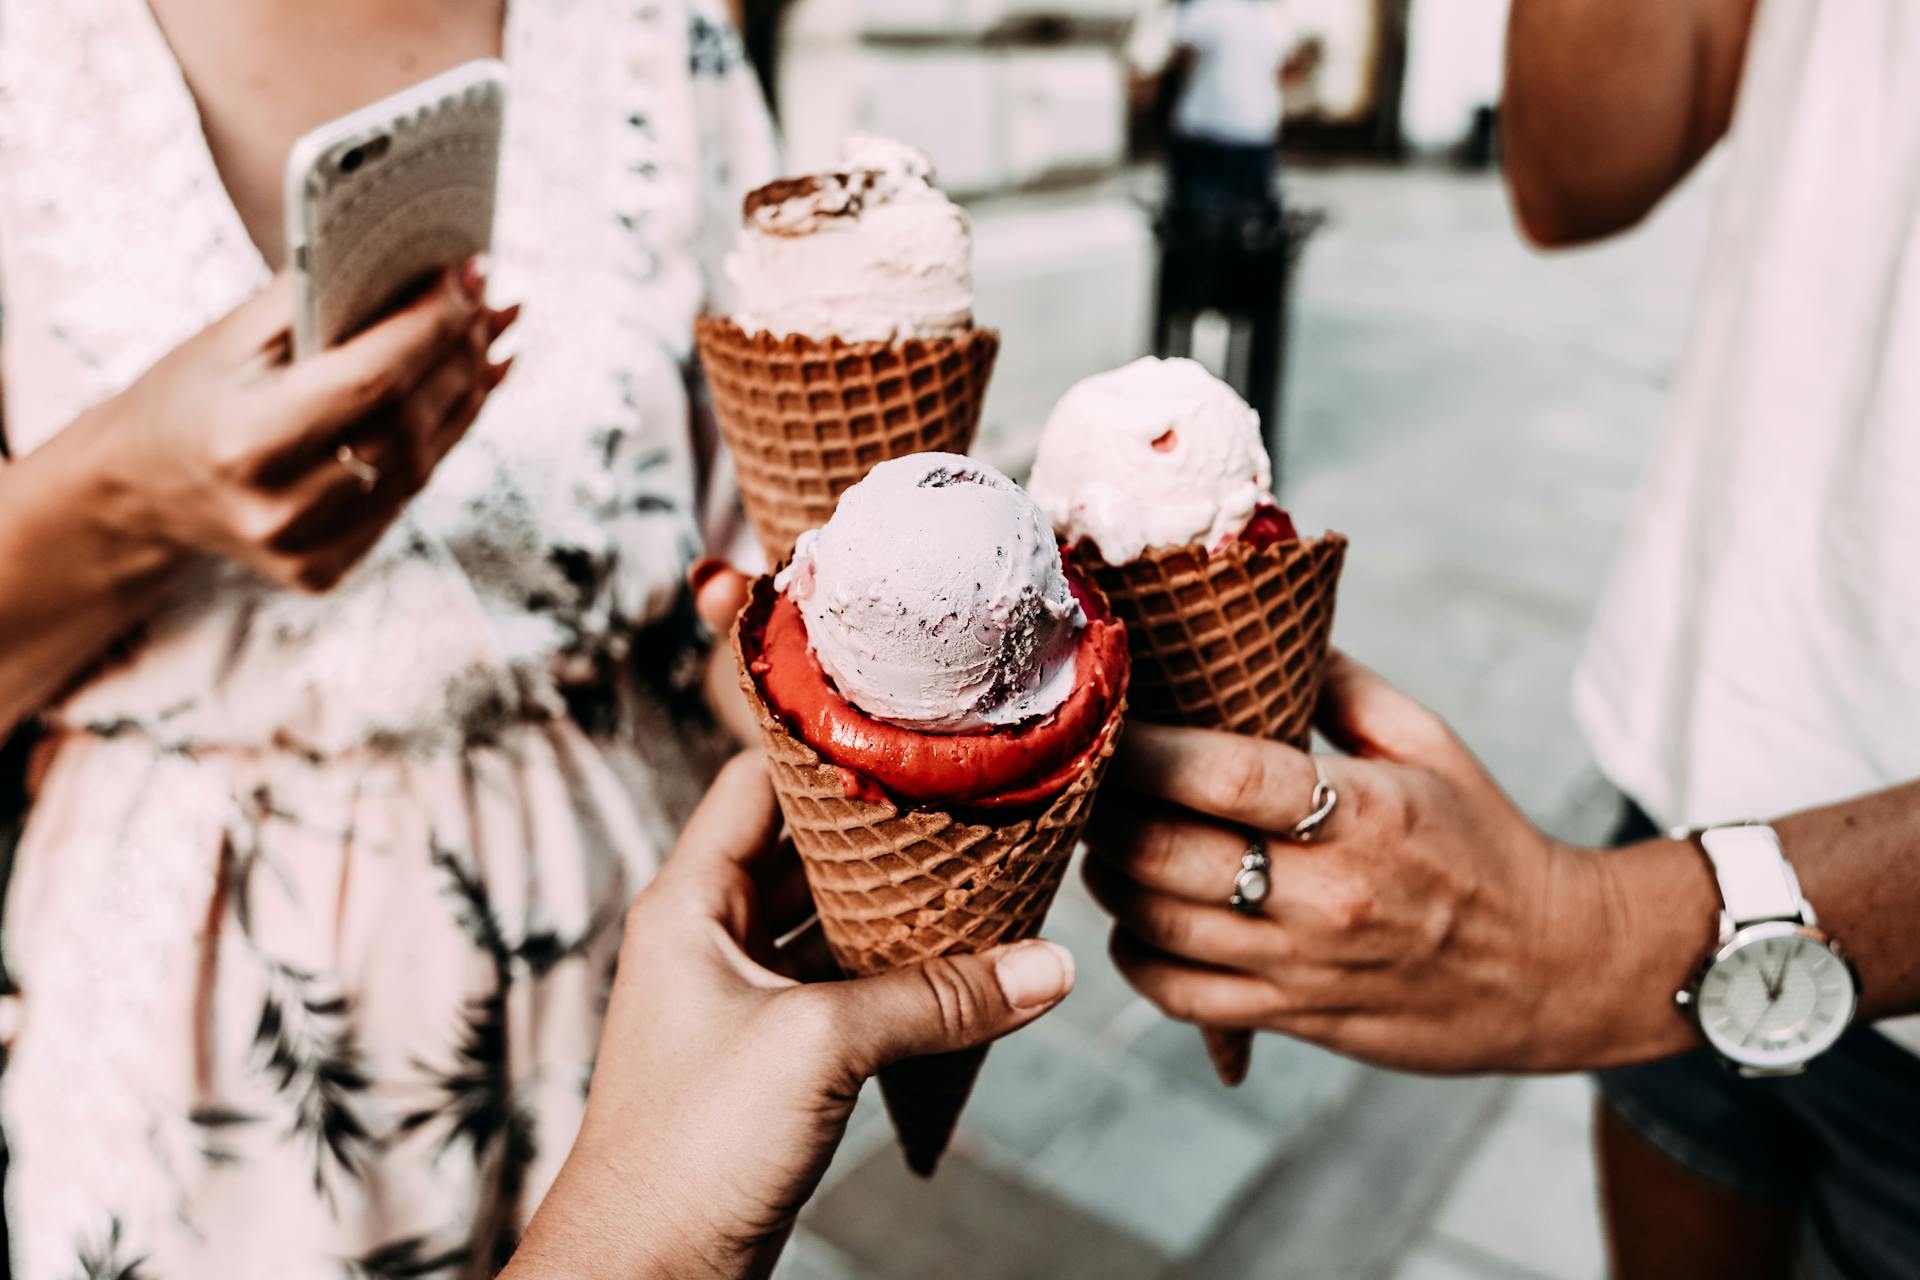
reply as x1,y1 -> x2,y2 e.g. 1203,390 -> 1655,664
340,147 -> 365,174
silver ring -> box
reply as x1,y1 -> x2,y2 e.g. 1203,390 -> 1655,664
1287,760 -> 1338,844
335,444 -> 380,493
1229,840 -> 1270,915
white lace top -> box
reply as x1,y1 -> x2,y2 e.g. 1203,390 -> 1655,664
0,0 -> 775,756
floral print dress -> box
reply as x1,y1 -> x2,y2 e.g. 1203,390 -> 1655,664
0,1 -> 774,1276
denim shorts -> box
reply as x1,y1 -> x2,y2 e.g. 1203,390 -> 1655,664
1597,806 -> 1920,1280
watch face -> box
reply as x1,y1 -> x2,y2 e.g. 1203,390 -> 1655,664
1695,922 -> 1857,1069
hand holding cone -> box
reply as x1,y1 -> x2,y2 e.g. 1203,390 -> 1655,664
1075,532 -> 1347,1084
733,574 -> 1126,1173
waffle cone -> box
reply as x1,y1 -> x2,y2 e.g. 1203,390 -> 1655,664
733,575 -> 1126,1174
1076,533 -> 1348,1085
696,316 -> 1001,565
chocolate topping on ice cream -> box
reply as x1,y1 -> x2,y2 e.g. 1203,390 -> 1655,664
724,135 -> 973,342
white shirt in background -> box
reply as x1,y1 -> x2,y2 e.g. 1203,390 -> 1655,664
1170,0 -> 1291,146
1573,0 -> 1920,1053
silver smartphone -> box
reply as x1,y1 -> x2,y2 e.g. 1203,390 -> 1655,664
285,59 -> 509,358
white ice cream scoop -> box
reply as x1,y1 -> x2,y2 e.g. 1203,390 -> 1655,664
724,135 -> 974,344
1027,357 -> 1275,564
775,453 -> 1084,734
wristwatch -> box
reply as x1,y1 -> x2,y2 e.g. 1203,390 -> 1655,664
1672,822 -> 1860,1076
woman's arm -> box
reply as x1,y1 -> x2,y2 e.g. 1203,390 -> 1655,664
0,412 -> 191,740
0,269 -> 508,743
1503,0 -> 1758,247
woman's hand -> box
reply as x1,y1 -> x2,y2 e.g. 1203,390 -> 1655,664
1084,652 -> 1707,1075
91,264 -> 515,593
506,753 -> 1075,1280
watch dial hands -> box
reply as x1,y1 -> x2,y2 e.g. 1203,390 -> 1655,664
1763,948 -> 1790,1001
1738,944 -> 1801,1046
1740,991 -> 1780,1047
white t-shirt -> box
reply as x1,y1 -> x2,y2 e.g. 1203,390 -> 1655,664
1172,0 -> 1290,146
1573,0 -> 1920,1052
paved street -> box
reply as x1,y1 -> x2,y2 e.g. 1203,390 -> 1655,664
778,160 -> 1718,1280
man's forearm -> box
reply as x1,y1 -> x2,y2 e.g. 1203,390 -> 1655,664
1548,781 -> 1920,1071
1503,0 -> 1756,246
0,412 -> 185,739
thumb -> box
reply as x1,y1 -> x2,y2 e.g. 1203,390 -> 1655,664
1314,649 -> 1456,763
816,941 -> 1075,1076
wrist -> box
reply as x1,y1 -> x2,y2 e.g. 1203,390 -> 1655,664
511,1140 -> 736,1280
1530,836 -> 1717,1071
65,403 -> 189,583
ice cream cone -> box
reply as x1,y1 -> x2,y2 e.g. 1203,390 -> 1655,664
696,316 -> 1000,565
734,574 -> 1125,1174
1075,532 -> 1347,1085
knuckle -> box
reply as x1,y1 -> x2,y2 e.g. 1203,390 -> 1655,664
916,957 -> 986,1042
1150,981 -> 1199,1022
1213,747 -> 1272,818
1403,706 -> 1456,756
1138,821 -> 1185,880
775,987 -> 845,1054
1159,974 -> 1217,1024
343,365 -> 397,412
206,432 -> 262,483
1328,890 -> 1375,932
235,497 -> 290,549
290,555 -> 342,594
428,298 -> 469,349
1147,900 -> 1195,954
1397,784 -> 1421,839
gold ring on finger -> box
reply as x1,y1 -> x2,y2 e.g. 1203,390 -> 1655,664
336,444 -> 380,494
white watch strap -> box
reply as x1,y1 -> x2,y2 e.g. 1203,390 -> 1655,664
1698,824 -> 1804,926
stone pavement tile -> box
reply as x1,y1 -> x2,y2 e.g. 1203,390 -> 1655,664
957,1018 -> 1129,1161
774,1230 -> 872,1280
1183,1069 -> 1511,1280
1392,1236 -> 1547,1280
1035,1079 -> 1279,1257
1125,1018 -> 1362,1140
1427,1076 -> 1605,1280
806,1144 -> 1169,1280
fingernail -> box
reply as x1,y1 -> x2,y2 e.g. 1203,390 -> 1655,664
485,356 -> 515,389
688,555 -> 727,595
996,941 -> 1075,1010
488,303 -> 522,337
458,258 -> 486,302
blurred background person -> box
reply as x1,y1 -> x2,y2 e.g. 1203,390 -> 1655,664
0,1 -> 771,1276
1125,0 -> 1324,455
1127,0 -> 1320,218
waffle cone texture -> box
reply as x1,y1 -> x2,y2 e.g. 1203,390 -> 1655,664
1075,533 -> 1348,1085
733,575 -> 1126,1174
696,316 -> 1001,565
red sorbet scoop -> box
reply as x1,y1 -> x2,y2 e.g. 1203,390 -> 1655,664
1234,503 -> 1299,551
751,576 -> 1128,809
